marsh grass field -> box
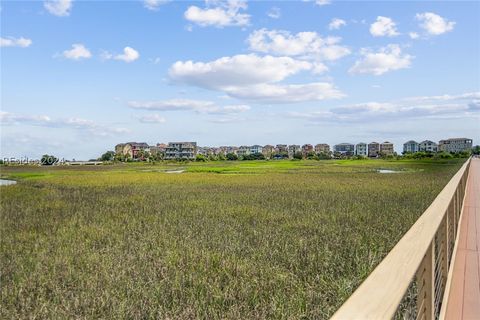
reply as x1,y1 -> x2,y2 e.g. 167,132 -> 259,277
0,159 -> 466,319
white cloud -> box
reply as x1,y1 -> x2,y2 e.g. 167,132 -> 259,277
143,0 -> 169,11
370,16 -> 400,37
403,92 -> 480,103
137,114 -> 167,123
416,12 -> 455,35
184,0 -> 250,28
44,0 -> 72,17
103,47 -> 140,63
303,0 -> 331,6
312,62 -> 329,74
0,111 -> 130,136
247,29 -> 350,61
0,36 -> 32,48
267,7 -> 281,19
169,54 -> 311,89
328,18 -> 346,30
128,99 -> 251,114
62,43 -> 92,60
225,82 -> 344,103
115,47 -> 140,62
349,44 -> 413,75
169,53 -> 344,103
287,91 -> 480,123
409,32 -> 420,39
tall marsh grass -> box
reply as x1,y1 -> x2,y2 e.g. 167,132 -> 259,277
0,159 -> 464,319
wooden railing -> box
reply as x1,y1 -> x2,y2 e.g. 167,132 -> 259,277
332,158 -> 472,320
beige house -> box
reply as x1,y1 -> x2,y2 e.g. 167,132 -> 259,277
315,143 -> 330,154
380,141 -> 394,156
262,145 -> 275,158
439,138 -> 473,153
115,142 -> 149,159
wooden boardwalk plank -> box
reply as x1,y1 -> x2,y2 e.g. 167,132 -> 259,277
463,251 -> 480,319
445,249 -> 467,319
445,159 -> 480,320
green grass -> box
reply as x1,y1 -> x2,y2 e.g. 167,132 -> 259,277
0,159 -> 465,319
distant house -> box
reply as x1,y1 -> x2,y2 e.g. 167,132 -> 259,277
419,140 -> 438,153
237,146 -> 251,157
288,145 -> 301,158
403,140 -> 419,153
262,145 -> 275,158
150,143 -> 167,156
380,141 -> 394,156
334,143 -> 355,156
115,143 -> 125,155
439,138 -> 473,153
116,142 -> 149,159
275,144 -> 288,154
355,143 -> 367,156
315,143 -> 330,154
302,144 -> 314,156
250,145 -> 263,154
165,142 -> 197,160
219,146 -> 238,155
196,147 -> 209,156
368,142 -> 380,157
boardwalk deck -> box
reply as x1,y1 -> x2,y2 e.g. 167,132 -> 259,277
445,158 -> 480,319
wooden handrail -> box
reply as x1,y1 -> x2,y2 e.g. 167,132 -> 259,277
332,158 -> 471,320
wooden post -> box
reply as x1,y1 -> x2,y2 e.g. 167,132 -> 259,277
417,242 -> 435,320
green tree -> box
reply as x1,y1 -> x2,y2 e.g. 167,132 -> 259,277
41,154 -> 58,165
317,152 -> 331,160
100,151 -> 115,161
196,154 -> 207,162
293,152 -> 303,160
226,153 -> 238,161
472,145 -> 480,155
306,151 -> 316,160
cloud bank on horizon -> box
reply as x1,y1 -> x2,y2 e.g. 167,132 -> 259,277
1,0 -> 479,159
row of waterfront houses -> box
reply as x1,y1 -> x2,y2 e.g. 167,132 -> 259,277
403,138 -> 473,154
115,138 -> 473,160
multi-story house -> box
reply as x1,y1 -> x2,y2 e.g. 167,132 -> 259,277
334,143 -> 355,156
196,147 -> 209,156
368,142 -> 380,157
302,144 -> 314,156
288,145 -> 301,158
237,146 -> 251,157
250,145 -> 263,154
380,141 -> 394,156
315,143 -> 330,154
439,138 -> 473,153
275,144 -> 288,154
403,140 -> 419,153
150,143 -> 167,157
262,145 -> 275,158
355,143 -> 367,156
419,140 -> 438,153
219,146 -> 238,155
115,143 -> 125,155
116,142 -> 150,159
165,142 -> 197,160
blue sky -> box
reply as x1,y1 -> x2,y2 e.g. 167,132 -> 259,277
1,0 -> 479,159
